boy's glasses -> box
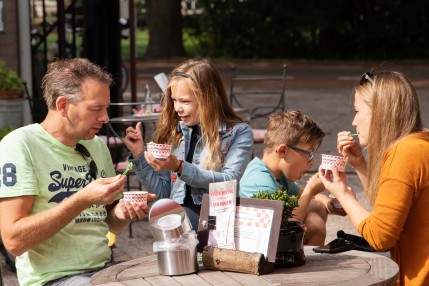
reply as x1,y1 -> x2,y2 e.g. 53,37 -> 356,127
359,72 -> 374,86
286,145 -> 315,162
75,143 -> 98,179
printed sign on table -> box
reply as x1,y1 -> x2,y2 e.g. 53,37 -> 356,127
198,194 -> 283,262
208,180 -> 237,249
234,206 -> 274,257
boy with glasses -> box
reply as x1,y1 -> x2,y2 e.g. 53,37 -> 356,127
0,58 -> 153,286
240,110 -> 342,246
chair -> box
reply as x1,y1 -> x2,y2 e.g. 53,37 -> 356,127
230,64 -> 287,121
252,128 -> 268,144
229,64 -> 287,144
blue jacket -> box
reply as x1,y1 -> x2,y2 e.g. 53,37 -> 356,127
131,121 -> 254,205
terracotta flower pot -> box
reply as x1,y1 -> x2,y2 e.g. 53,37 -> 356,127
275,221 -> 306,268
0,91 -> 23,99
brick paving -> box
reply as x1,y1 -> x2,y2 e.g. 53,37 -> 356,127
2,60 -> 429,285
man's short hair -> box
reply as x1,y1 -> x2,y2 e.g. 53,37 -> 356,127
42,58 -> 112,110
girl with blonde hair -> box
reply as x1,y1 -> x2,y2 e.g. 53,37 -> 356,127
125,58 -> 254,230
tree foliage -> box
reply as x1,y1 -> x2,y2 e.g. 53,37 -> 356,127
184,0 -> 429,59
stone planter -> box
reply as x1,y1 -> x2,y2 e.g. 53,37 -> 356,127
0,94 -> 24,128
275,221 -> 306,268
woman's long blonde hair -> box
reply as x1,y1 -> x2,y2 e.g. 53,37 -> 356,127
152,58 -> 243,170
356,70 -> 423,204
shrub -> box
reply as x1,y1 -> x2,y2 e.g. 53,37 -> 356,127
252,190 -> 299,228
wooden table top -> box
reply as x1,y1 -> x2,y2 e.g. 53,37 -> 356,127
90,246 -> 399,285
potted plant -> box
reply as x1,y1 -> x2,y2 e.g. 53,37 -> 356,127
0,126 -> 15,141
0,125 -> 16,272
252,190 -> 306,268
0,60 -> 24,99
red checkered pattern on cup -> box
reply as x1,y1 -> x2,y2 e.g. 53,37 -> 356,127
321,154 -> 346,172
123,191 -> 148,204
147,143 -> 172,159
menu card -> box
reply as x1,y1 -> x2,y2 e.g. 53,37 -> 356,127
208,180 -> 237,249
198,195 -> 283,262
234,206 -> 274,257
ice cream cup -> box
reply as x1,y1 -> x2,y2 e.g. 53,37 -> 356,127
147,142 -> 172,160
321,154 -> 346,172
123,191 -> 148,204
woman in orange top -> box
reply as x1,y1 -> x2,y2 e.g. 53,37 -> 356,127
319,70 -> 429,285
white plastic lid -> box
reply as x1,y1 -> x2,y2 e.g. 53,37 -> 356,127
157,214 -> 182,230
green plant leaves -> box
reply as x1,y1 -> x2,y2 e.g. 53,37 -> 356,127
0,126 -> 15,141
0,60 -> 24,92
251,190 -> 299,227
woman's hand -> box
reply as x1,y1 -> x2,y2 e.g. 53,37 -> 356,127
319,166 -> 363,223
337,131 -> 365,168
318,165 -> 349,199
124,122 -> 145,158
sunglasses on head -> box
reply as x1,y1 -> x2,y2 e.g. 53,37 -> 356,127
360,72 -> 374,86
286,145 -> 315,162
75,143 -> 98,179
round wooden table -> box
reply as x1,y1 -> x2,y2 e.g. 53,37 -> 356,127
90,246 -> 398,285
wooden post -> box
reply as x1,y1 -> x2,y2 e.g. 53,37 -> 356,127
202,246 -> 274,275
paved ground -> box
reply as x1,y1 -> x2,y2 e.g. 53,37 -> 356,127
2,59 -> 429,285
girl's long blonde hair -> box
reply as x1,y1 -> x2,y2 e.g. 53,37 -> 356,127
152,58 -> 243,170
356,70 -> 424,204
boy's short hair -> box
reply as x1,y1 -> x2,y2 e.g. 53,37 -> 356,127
264,110 -> 325,152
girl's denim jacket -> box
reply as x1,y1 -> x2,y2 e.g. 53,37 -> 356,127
130,121 -> 254,205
